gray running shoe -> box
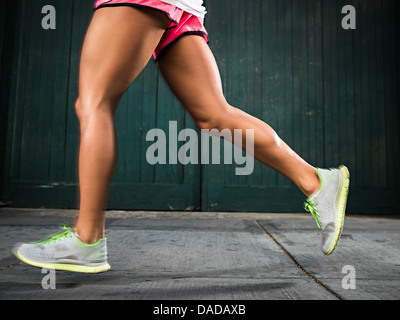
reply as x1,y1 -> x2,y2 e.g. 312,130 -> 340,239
14,225 -> 110,273
304,165 -> 350,255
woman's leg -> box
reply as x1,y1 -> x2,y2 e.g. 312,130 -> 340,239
74,6 -> 170,244
157,36 -> 320,198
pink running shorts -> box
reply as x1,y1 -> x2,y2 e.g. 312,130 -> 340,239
93,0 -> 208,60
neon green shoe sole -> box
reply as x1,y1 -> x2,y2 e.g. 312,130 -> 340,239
14,250 -> 111,273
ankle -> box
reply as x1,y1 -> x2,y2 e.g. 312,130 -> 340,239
301,168 -> 321,199
74,225 -> 104,244
75,230 -> 103,244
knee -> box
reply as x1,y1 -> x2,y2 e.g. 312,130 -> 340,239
74,96 -> 117,123
194,104 -> 237,131
74,98 -> 86,122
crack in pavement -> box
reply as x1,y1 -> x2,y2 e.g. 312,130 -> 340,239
0,261 -> 22,272
256,220 -> 343,300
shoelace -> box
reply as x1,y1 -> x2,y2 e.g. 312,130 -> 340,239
34,225 -> 73,244
304,199 -> 321,229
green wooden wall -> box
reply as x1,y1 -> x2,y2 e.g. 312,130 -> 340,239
1,0 -> 399,214
1,0 -> 200,211
203,0 -> 400,213
0,0 -> 7,204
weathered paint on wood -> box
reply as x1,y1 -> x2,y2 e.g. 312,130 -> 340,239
203,0 -> 400,213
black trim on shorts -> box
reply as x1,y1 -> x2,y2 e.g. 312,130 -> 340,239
94,3 -> 179,26
154,31 -> 209,61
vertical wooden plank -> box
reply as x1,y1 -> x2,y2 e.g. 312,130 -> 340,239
366,0 -> 383,188
337,0 -> 356,177
0,0 -> 16,201
3,0 -> 23,193
8,0 -> 28,181
383,0 -> 400,189
360,0 -> 373,188
291,1 -> 304,164
113,68 -> 145,184
17,0 -> 36,181
310,0 -> 325,168
299,0 -> 310,164
0,0 -> 6,78
48,0 -> 75,182
373,0 -> 388,188
154,74 -> 183,184
140,63 -> 159,183
352,0 -> 363,188
322,0 -> 340,168
129,71 -> 145,184
0,0 -> 6,201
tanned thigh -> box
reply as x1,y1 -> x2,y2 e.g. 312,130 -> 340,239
157,35 -> 230,124
78,6 -> 171,113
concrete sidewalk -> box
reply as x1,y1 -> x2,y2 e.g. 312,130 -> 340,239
0,208 -> 399,300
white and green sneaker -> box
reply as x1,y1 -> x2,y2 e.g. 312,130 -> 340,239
14,225 -> 111,273
304,165 -> 350,255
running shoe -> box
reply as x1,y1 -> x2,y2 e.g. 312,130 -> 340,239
304,165 -> 350,255
14,225 -> 111,273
